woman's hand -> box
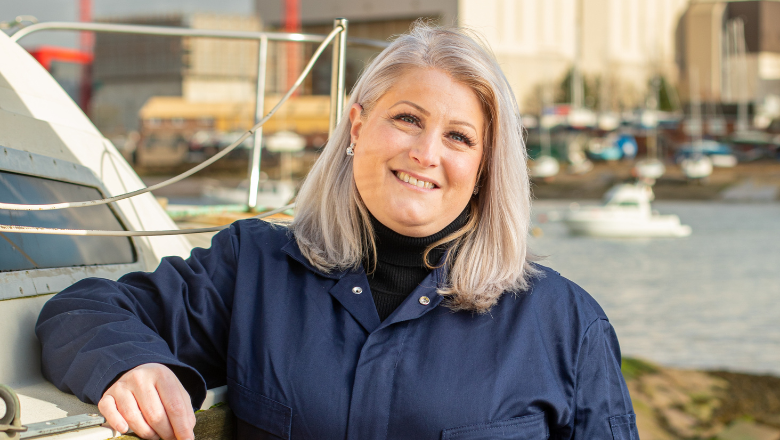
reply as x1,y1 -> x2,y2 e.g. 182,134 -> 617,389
98,363 -> 196,440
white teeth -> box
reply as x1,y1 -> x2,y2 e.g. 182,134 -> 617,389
396,171 -> 434,189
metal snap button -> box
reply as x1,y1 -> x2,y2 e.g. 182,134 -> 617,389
352,286 -> 363,294
419,296 -> 430,305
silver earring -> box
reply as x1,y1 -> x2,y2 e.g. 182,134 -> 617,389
473,185 -> 479,195
346,143 -> 355,156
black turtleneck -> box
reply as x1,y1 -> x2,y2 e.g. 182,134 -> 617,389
366,208 -> 469,321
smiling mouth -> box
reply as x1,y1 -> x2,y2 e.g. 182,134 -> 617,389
394,171 -> 436,189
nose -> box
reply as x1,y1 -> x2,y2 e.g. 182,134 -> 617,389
409,132 -> 441,168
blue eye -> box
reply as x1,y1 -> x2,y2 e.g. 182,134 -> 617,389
393,113 -> 419,125
397,114 -> 417,124
449,131 -> 476,146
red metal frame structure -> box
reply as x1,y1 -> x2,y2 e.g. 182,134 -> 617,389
27,46 -> 93,71
78,0 -> 94,113
26,46 -> 93,111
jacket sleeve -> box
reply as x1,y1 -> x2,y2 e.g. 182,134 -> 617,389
570,318 -> 639,439
35,224 -> 240,409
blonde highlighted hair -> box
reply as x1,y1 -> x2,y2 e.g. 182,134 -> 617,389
290,21 -> 538,312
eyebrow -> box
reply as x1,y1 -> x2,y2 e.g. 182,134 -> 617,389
390,101 -> 478,132
390,100 -> 430,116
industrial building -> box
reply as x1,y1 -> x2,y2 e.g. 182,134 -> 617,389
677,0 -> 780,106
89,13 -> 263,137
255,0 -> 689,112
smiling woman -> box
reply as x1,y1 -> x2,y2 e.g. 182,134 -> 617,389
292,23 -> 533,313
349,68 -> 484,237
37,22 -> 640,440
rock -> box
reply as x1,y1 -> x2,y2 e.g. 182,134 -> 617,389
640,374 -> 692,408
116,405 -> 233,440
716,420 -> 780,440
661,407 -> 699,438
632,398 -> 674,440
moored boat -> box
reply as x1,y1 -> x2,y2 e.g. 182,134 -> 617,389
0,18 -> 360,439
564,183 -> 692,238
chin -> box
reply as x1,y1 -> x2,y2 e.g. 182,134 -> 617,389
392,206 -> 432,225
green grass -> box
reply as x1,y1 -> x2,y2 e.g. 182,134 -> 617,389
622,357 -> 660,381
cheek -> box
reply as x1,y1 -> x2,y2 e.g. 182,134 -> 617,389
352,149 -> 387,196
445,156 -> 482,191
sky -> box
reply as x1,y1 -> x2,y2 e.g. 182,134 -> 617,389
1,0 -> 255,48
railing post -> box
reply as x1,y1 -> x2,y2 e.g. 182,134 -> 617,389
247,35 -> 268,211
329,18 -> 348,137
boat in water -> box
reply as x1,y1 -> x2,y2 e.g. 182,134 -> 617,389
680,154 -> 714,180
564,183 -> 692,238
529,155 -> 560,179
203,178 -> 296,208
0,26 -> 198,439
633,158 -> 666,184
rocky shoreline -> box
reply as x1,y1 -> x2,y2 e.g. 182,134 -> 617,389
624,357 -> 780,440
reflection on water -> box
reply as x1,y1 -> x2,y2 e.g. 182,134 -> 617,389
531,201 -> 780,375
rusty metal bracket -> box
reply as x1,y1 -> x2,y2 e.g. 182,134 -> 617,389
0,384 -> 27,440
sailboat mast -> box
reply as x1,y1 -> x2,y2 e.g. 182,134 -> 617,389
541,81 -> 552,157
733,18 -> 749,132
571,0 -> 583,109
648,76 -> 660,159
689,66 -> 703,148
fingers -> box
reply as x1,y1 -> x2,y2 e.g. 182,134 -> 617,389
99,363 -> 195,440
157,375 -> 196,440
114,387 -> 160,439
134,383 -> 175,440
98,394 -> 128,434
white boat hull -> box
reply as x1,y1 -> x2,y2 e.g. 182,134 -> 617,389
563,183 -> 692,238
681,156 -> 713,179
565,211 -> 692,238
530,156 -> 560,178
203,180 -> 295,209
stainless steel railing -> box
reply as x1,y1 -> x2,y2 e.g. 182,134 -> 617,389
10,19 -> 389,211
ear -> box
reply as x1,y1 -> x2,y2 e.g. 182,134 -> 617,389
348,103 -> 364,144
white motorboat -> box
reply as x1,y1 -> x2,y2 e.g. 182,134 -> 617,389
203,178 -> 296,208
0,27 -> 200,439
530,155 -> 560,179
564,183 -> 692,238
633,158 -> 666,183
0,18 -> 361,439
566,134 -> 594,175
680,155 -> 713,180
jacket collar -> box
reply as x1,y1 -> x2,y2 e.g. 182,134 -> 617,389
281,236 -> 348,281
281,233 -> 450,333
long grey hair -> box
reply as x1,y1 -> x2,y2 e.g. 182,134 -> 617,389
290,22 -> 539,312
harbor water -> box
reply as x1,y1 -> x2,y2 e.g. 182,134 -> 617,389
530,200 -> 780,376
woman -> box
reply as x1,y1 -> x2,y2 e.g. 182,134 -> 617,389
37,24 -> 639,440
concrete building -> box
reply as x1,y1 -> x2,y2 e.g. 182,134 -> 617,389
90,13 -> 262,137
677,0 -> 780,106
255,0 -> 688,112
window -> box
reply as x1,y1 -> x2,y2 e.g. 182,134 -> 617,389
0,171 -> 136,272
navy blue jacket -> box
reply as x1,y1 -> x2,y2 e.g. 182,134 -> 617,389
36,219 -> 639,439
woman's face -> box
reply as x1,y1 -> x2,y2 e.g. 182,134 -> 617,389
349,67 -> 485,237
